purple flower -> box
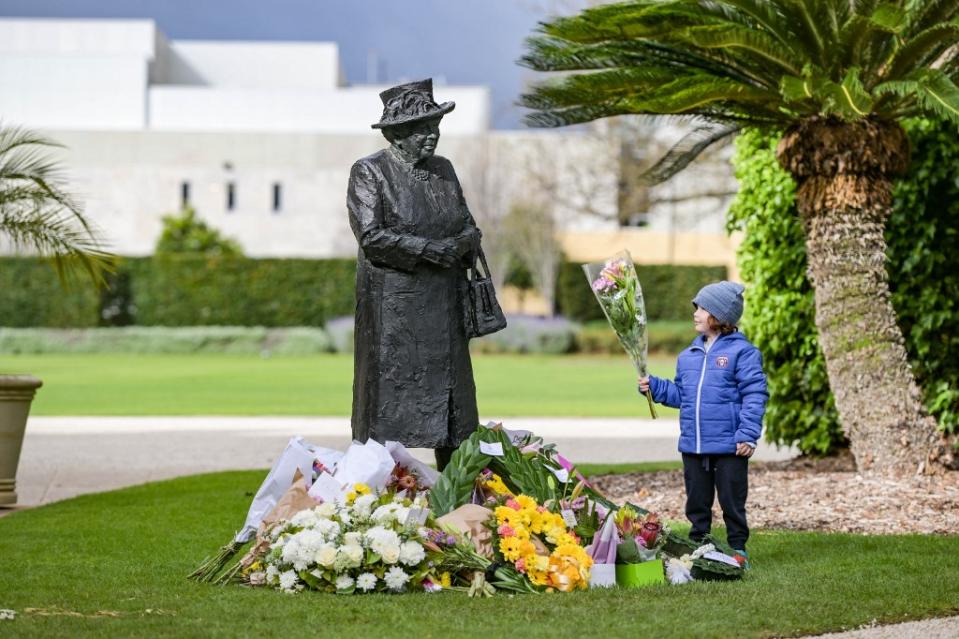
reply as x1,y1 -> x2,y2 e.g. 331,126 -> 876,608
592,276 -> 615,292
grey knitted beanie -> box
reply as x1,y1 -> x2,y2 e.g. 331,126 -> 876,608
692,281 -> 746,326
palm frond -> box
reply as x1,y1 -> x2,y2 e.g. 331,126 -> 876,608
638,121 -> 740,183
518,67 -> 680,111
837,67 -> 875,116
672,23 -> 804,75
884,20 -> 959,80
520,37 -> 647,71
0,206 -> 115,286
867,2 -> 909,34
875,68 -> 959,124
624,75 -> 780,113
725,0 -> 845,68
909,0 -> 959,33
784,0 -> 828,65
524,103 -> 638,128
0,125 -> 113,286
540,1 -> 719,44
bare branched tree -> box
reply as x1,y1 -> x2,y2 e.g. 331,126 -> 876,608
503,198 -> 561,316
456,135 -> 514,292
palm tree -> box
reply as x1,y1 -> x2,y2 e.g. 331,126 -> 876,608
0,125 -> 113,285
519,0 -> 959,477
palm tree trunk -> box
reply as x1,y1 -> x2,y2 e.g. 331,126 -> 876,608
778,117 -> 951,477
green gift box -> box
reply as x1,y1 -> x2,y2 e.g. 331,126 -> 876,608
615,560 -> 665,588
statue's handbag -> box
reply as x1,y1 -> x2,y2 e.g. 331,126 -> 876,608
465,246 -> 507,338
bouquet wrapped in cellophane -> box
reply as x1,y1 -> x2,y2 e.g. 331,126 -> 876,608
582,251 -> 657,418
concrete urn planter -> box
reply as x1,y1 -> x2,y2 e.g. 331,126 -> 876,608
0,375 -> 42,506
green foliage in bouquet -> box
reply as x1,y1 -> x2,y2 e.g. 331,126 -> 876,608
430,427 -> 561,517
429,434 -> 492,517
728,121 -> 959,454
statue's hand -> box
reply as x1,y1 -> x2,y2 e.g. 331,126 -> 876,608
453,227 -> 481,258
422,240 -> 459,268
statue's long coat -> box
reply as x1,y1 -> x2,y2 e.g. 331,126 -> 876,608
347,148 -> 479,449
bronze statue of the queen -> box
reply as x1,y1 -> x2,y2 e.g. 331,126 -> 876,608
347,78 -> 483,470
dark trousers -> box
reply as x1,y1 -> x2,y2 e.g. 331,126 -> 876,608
682,453 -> 750,550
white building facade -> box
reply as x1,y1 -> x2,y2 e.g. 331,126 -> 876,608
0,18 -> 732,270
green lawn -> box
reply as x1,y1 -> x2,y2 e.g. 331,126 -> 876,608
2,353 -> 678,417
0,471 -> 957,638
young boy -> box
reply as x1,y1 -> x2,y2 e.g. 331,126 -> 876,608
638,281 -> 768,564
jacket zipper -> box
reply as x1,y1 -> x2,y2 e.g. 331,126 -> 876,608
694,347 -> 707,454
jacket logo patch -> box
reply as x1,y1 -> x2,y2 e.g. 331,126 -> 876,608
715,355 -> 729,368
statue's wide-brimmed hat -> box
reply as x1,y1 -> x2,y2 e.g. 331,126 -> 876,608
371,78 -> 455,130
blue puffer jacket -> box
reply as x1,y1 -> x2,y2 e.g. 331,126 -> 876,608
648,331 -> 768,455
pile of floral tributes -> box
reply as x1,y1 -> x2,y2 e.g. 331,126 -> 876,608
189,424 -> 745,595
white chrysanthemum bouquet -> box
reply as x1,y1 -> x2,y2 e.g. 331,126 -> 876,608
249,484 -> 437,594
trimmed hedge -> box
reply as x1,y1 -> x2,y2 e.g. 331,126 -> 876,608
2,255 -> 722,329
557,262 -> 727,322
0,258 -> 101,327
126,256 -> 356,326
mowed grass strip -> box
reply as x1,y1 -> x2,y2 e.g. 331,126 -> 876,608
3,353 -> 678,417
0,471 -> 957,638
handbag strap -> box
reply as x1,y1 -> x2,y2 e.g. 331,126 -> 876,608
470,244 -> 493,283
476,245 -> 493,280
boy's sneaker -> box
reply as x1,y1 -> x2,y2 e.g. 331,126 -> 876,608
731,549 -> 750,570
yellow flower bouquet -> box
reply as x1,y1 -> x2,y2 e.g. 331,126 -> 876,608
491,494 -> 593,592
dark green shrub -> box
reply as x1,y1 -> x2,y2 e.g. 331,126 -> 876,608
155,206 -> 242,257
128,255 -> 356,326
2,255 -> 356,328
727,120 -> 959,455
0,258 -> 100,327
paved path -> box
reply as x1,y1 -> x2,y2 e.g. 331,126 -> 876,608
810,616 -> 959,638
7,415 -> 796,508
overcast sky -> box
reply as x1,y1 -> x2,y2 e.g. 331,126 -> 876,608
0,0 -> 569,128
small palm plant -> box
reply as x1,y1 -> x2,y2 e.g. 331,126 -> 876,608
0,125 -> 113,284
0,125 -> 112,506
520,0 -> 959,476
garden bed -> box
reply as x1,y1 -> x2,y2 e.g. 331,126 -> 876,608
593,456 -> 959,535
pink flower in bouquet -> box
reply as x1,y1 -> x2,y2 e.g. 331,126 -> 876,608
498,524 -> 516,537
515,557 -> 527,573
639,521 -> 662,548
601,260 -> 624,279
506,498 -> 522,511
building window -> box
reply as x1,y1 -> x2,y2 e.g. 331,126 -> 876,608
226,182 -> 236,211
180,181 -> 190,208
272,182 -> 282,213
